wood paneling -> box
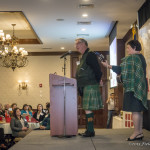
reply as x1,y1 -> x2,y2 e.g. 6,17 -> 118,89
70,52 -> 108,128
19,39 -> 41,44
117,39 -> 125,65
28,51 -> 80,56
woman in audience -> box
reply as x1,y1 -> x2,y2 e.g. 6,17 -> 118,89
0,103 -> 5,117
40,103 -> 50,130
21,104 -> 32,117
10,103 -> 17,117
44,102 -> 49,115
11,103 -> 17,111
10,107 -> 32,138
28,105 -> 35,116
28,105 -> 33,112
33,104 -> 46,122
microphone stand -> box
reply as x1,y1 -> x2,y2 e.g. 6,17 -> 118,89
62,56 -> 67,137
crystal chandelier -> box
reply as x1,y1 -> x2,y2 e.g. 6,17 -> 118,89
0,24 -> 28,71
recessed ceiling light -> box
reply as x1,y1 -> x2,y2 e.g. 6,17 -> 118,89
61,47 -> 65,50
79,3 -> 94,8
77,21 -> 91,25
60,37 -> 67,39
83,0 -> 90,2
81,28 -> 86,31
42,48 -> 52,49
56,19 -> 64,21
82,13 -> 88,18
77,34 -> 89,36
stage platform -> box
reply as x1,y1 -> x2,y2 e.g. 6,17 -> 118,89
9,129 -> 150,150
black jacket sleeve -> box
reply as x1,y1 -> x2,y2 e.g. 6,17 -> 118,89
112,66 -> 121,75
86,52 -> 102,82
33,112 -> 37,120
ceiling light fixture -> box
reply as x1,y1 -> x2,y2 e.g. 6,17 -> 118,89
77,34 -> 89,36
61,47 -> 65,50
77,21 -> 91,25
81,28 -> 86,31
82,14 -> 88,18
0,24 -> 28,71
56,19 -> 64,21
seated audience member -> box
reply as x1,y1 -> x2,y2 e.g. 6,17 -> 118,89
10,108 -> 32,138
21,104 -> 32,117
10,103 -> 17,117
40,103 -> 50,130
33,104 -> 46,122
11,103 -> 17,111
28,105 -> 35,116
28,105 -> 33,112
44,102 -> 49,115
4,104 -> 11,117
0,103 -> 5,117
0,128 -> 7,149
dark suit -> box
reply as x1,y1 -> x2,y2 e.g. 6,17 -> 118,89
33,112 -> 46,122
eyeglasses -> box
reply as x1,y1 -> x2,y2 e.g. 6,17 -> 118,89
75,41 -> 83,45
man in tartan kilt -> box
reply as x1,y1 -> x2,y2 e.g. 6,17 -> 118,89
75,38 -> 103,137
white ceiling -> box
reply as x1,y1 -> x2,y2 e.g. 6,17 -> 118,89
0,0 -> 145,52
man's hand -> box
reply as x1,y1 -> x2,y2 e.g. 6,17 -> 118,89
22,127 -> 28,131
101,60 -> 108,68
40,126 -> 46,130
100,80 -> 103,86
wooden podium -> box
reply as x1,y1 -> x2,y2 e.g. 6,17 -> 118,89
49,74 -> 78,136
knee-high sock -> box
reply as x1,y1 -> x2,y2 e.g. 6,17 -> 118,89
86,113 -> 94,132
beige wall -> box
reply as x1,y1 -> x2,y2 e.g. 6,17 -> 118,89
0,55 -> 71,109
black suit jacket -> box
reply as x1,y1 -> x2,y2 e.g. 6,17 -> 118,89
33,111 -> 46,122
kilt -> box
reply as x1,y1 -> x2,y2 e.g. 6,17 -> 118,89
82,85 -> 103,110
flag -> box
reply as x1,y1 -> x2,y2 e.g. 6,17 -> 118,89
132,24 -> 136,40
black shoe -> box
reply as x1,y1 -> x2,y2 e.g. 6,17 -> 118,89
127,133 -> 144,141
82,131 -> 95,137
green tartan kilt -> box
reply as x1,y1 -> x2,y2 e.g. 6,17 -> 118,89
82,85 -> 103,110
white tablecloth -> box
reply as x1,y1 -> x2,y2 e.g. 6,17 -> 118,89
112,116 -> 124,129
0,122 -> 40,134
0,123 -> 12,134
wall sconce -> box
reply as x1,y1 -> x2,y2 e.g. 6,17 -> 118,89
18,80 -> 28,90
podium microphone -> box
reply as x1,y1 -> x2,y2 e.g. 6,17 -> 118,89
60,50 -> 72,59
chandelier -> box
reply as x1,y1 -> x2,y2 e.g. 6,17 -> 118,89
0,24 -> 28,71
